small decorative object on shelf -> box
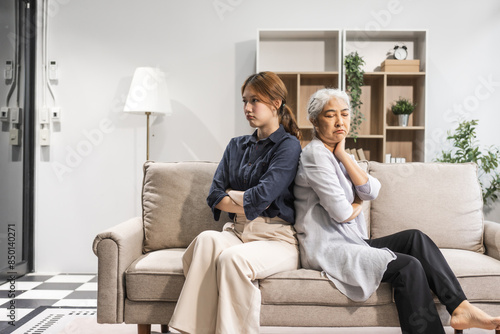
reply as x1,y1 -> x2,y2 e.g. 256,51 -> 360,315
381,59 -> 420,72
381,44 -> 420,72
393,45 -> 408,60
391,97 -> 417,127
344,51 -> 365,141
385,153 -> 406,163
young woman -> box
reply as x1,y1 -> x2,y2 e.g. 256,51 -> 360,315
293,88 -> 500,334
169,71 -> 302,334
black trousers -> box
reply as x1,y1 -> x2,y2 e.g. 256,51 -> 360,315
366,229 -> 467,334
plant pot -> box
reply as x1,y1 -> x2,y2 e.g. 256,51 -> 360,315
398,114 -> 409,127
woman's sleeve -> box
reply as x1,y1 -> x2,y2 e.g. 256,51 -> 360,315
206,143 -> 231,221
243,138 -> 301,221
355,174 -> 381,201
301,147 -> 354,223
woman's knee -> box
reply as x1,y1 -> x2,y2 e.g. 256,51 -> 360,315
182,230 -> 223,264
405,229 -> 426,238
217,247 -> 251,277
399,255 -> 425,279
389,253 -> 424,276
197,230 -> 221,242
404,229 -> 435,245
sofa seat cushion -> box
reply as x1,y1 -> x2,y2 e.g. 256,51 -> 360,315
259,268 -> 393,306
125,249 -> 185,302
442,249 -> 500,302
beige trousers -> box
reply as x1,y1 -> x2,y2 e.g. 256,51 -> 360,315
169,216 -> 299,334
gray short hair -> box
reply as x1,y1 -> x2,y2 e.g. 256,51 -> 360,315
307,88 -> 351,128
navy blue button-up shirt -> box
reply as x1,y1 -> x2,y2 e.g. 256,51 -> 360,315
207,125 -> 302,223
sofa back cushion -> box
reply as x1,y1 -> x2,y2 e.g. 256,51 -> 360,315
368,162 -> 484,253
142,161 -> 228,253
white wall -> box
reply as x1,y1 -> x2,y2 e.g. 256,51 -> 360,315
35,0 -> 500,272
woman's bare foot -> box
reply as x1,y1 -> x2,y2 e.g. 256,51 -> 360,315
450,300 -> 500,330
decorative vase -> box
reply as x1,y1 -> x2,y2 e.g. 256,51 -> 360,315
398,114 -> 409,127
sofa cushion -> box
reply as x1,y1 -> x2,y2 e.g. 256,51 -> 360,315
442,248 -> 500,302
368,162 -> 484,253
259,268 -> 393,306
125,249 -> 500,307
125,249 -> 185,302
142,161 -> 228,252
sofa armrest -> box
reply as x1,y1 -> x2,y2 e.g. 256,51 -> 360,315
92,217 -> 144,323
484,220 -> 500,261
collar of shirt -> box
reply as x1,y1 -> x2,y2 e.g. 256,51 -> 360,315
242,124 -> 286,148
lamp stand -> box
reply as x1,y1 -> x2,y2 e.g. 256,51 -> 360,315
146,111 -> 151,160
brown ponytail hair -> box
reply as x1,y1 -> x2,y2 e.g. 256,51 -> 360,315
241,71 -> 301,140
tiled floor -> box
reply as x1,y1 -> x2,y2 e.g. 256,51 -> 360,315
0,273 -> 97,332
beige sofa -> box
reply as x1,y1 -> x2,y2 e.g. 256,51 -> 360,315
93,161 -> 500,334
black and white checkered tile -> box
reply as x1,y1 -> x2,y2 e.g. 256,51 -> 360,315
0,273 -> 97,332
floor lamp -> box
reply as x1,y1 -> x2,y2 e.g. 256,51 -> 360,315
123,67 -> 172,160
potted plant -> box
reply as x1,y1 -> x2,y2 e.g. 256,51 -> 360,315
344,51 -> 365,140
391,97 -> 416,127
434,119 -> 500,206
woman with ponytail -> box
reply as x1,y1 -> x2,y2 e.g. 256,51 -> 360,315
169,71 -> 302,334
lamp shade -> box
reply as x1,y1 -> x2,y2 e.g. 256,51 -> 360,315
124,67 -> 172,115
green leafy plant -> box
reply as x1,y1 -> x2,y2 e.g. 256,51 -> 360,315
391,97 -> 417,115
344,51 -> 365,141
434,119 -> 500,206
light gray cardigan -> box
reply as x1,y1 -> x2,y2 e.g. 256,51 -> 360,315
294,138 -> 396,302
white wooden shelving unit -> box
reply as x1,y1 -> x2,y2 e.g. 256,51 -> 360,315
257,29 -> 427,163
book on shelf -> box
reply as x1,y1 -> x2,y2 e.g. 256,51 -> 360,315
345,148 -> 358,160
345,148 -> 367,161
357,148 -> 367,161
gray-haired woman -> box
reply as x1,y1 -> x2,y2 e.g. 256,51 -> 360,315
293,88 -> 500,334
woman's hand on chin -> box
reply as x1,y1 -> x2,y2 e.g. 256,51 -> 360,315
333,138 -> 348,161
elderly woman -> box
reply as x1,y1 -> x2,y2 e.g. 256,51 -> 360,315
293,88 -> 500,334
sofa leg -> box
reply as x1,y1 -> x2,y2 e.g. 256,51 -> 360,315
161,324 -> 170,333
138,324 -> 151,334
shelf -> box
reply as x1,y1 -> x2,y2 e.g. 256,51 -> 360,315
358,75 -> 384,136
385,75 -> 425,127
344,30 -> 427,73
346,137 -> 384,162
386,126 -> 425,130
348,134 -> 384,139
298,73 -> 339,128
384,72 -> 425,76
258,29 -> 427,163
275,71 -> 339,76
258,30 -> 341,73
386,130 -> 425,162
